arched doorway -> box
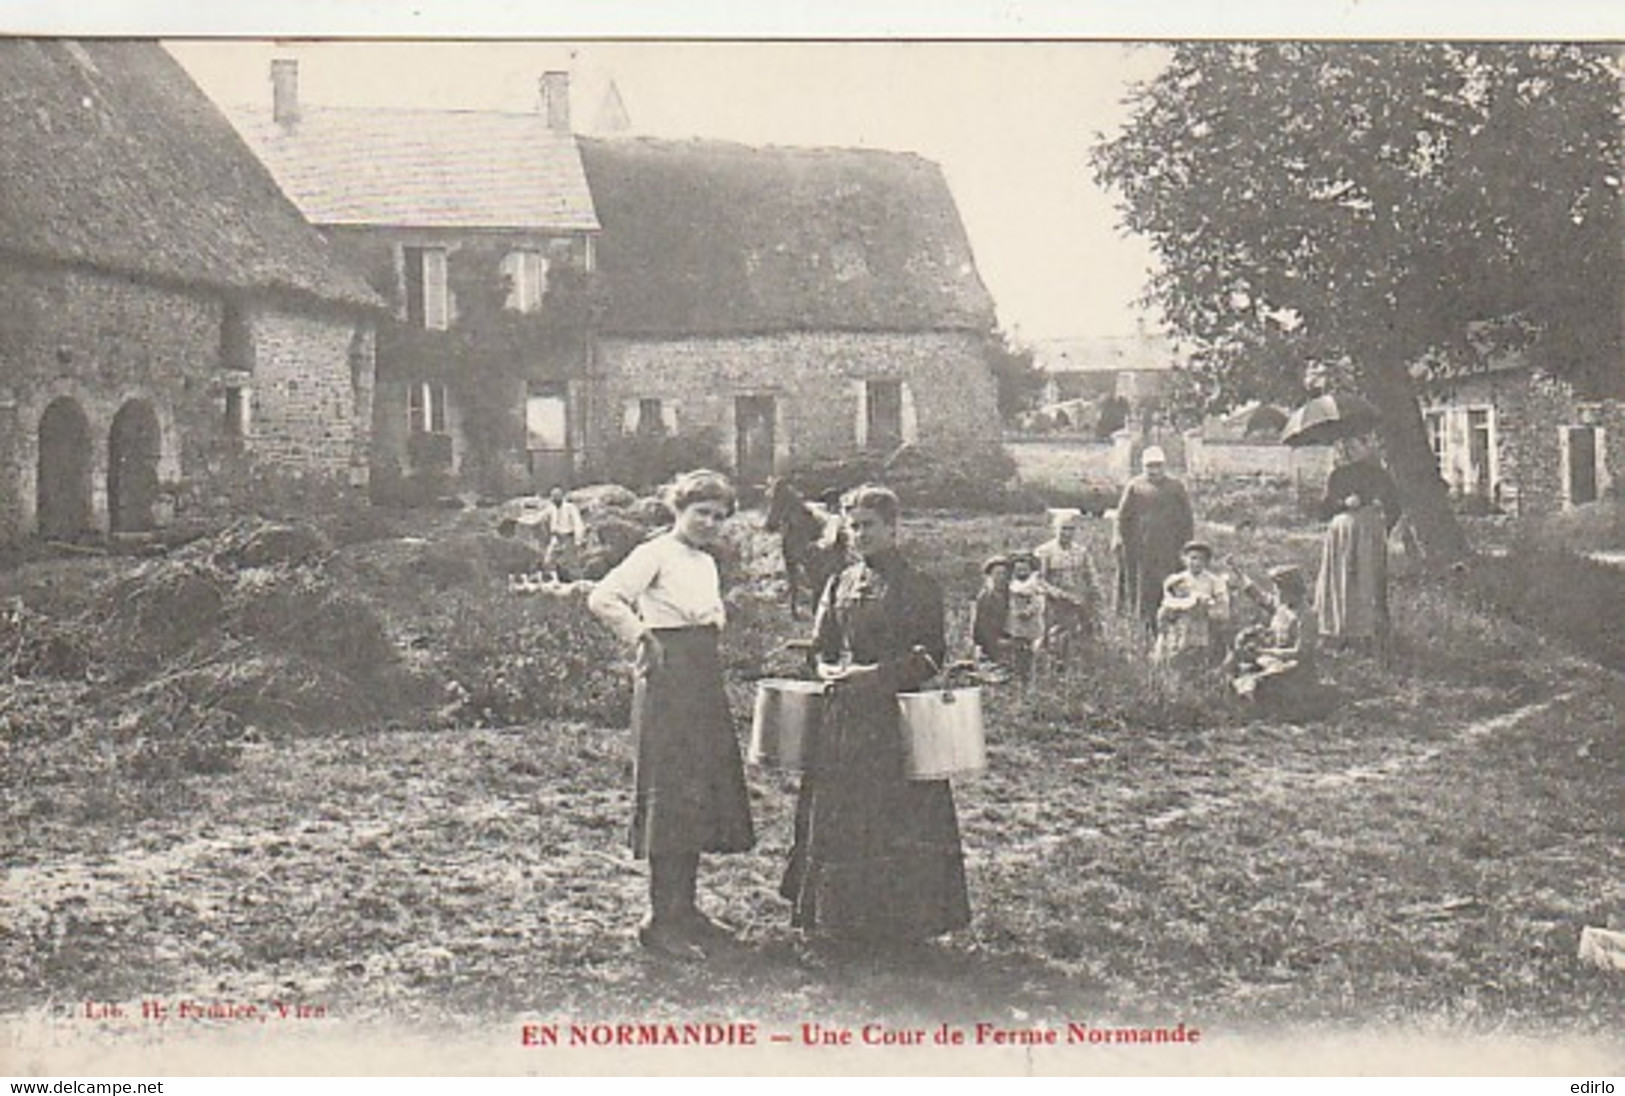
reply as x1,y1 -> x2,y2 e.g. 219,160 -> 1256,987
36,397 -> 93,539
108,399 -> 162,533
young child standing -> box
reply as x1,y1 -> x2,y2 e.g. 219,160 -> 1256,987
1005,552 -> 1046,683
971,554 -> 1012,669
1033,509 -> 1095,663
587,469 -> 755,959
1152,540 -> 1231,670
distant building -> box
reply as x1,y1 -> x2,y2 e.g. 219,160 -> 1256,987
579,136 -> 1000,485
1420,340 -> 1623,515
0,41 -> 381,543
1033,327 -> 1180,423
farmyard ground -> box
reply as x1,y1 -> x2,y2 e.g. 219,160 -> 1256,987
2,507 -> 1622,1074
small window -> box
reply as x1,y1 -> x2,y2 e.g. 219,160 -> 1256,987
503,250 -> 548,313
865,379 -> 904,451
637,398 -> 666,437
408,381 -> 447,434
403,246 -> 450,330
220,305 -> 254,373
526,383 -> 569,451
1467,408 -> 1493,498
621,398 -> 678,436
1424,410 -> 1445,465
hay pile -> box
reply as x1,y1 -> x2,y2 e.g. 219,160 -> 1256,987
74,519 -> 421,737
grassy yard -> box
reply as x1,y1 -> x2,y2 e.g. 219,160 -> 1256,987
2,506 -> 1622,1070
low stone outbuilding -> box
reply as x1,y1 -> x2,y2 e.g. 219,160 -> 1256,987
1421,354 -> 1624,516
0,40 -> 381,543
579,137 -> 1001,486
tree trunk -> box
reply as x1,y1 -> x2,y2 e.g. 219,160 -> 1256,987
1361,359 -> 1471,564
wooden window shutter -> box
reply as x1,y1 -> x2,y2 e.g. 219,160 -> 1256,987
424,249 -> 449,331
900,381 -> 919,445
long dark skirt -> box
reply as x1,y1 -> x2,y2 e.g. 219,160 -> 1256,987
779,679 -> 971,941
630,627 -> 755,859
1315,507 -> 1388,642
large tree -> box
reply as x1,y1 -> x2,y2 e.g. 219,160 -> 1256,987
1094,43 -> 1621,560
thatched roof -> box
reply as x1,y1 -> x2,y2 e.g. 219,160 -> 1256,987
0,40 -> 378,310
227,106 -> 600,233
578,137 -> 996,337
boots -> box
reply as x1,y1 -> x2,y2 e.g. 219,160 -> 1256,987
639,854 -> 733,958
670,854 -> 736,945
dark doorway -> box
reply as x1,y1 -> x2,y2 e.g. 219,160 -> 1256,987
735,395 -> 776,486
109,400 -> 162,533
866,380 -> 903,451
1566,426 -> 1599,506
37,397 -> 93,539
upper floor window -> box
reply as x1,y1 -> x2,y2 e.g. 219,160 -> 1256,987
403,246 -> 449,330
502,250 -> 549,314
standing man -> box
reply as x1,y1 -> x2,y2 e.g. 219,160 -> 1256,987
1112,446 -> 1195,632
541,486 -> 587,581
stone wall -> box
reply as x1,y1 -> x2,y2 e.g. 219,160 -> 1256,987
246,308 -> 374,481
0,260 -> 374,541
594,330 -> 999,475
1184,433 -> 1334,483
0,263 -> 211,538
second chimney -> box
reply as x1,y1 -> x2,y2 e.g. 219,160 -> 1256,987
538,71 -> 571,134
271,58 -> 300,128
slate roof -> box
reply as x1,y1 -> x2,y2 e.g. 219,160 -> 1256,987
228,105 -> 601,233
0,40 -> 378,309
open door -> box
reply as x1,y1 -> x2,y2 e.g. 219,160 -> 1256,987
527,382 -> 572,489
735,395 -> 776,487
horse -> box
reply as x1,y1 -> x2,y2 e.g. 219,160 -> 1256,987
764,478 -> 848,619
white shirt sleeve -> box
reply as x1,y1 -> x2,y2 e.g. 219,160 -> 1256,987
588,540 -> 661,647
562,503 -> 586,542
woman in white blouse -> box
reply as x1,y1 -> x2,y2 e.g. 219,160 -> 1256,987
587,469 -> 755,959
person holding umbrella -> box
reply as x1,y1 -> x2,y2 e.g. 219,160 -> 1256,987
1281,395 -> 1403,657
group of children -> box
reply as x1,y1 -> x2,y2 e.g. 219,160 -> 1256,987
972,510 -> 1097,682
972,512 -> 1319,712
1152,540 -> 1316,707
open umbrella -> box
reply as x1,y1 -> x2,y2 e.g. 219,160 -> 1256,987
1280,393 -> 1381,448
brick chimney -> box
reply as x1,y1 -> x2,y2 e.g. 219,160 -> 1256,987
538,71 -> 571,133
271,58 -> 300,128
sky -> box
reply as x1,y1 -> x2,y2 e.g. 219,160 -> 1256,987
166,40 -> 1169,344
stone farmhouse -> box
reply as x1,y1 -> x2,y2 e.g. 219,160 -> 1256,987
227,64 -> 603,496
224,63 -> 1002,494
578,136 -> 1000,486
1420,344 -> 1624,516
0,41 -> 381,544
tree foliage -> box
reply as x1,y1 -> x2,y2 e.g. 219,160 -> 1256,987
1093,43 -> 1621,557
376,250 -> 605,495
985,329 -> 1047,421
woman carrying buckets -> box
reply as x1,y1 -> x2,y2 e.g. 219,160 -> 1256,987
779,484 -> 972,946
